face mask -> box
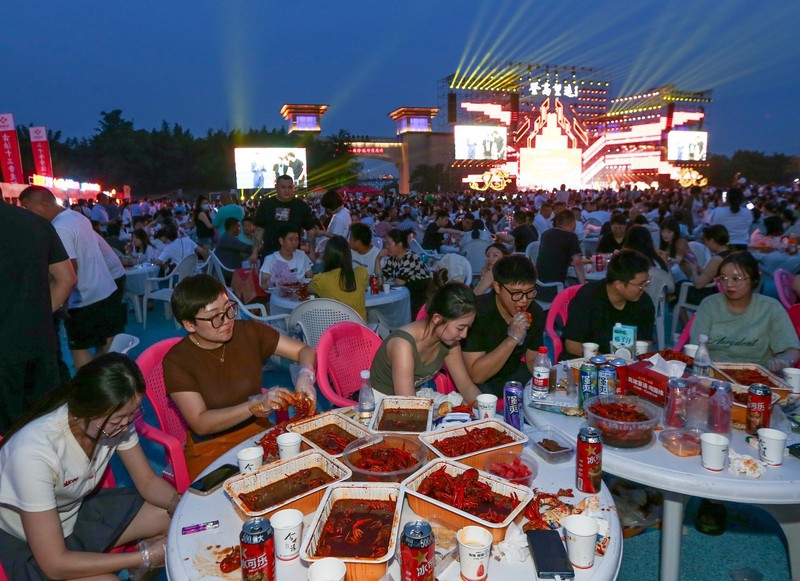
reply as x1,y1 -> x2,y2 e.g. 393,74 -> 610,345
201,204 -> 210,211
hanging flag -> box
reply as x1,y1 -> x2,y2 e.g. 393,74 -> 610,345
29,126 -> 54,177
0,113 -> 24,184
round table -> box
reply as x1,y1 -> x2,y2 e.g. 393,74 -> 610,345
269,287 -> 412,338
124,264 -> 159,323
165,421 -> 623,580
523,386 -> 800,581
750,250 -> 800,277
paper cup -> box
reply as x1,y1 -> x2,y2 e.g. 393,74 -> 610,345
383,283 -> 391,293
758,428 -> 788,466
582,342 -> 599,358
277,432 -> 302,460
635,340 -> 651,357
562,514 -> 599,569
236,446 -> 264,474
683,344 -> 698,358
457,526 -> 492,581
271,508 -> 303,561
308,557 -> 347,581
782,368 -> 800,394
700,433 -> 729,472
475,394 -> 498,419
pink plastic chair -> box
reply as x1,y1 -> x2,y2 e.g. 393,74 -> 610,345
134,337 -> 192,493
673,313 -> 697,352
774,269 -> 797,309
415,305 -> 457,394
317,322 -> 383,408
545,284 -> 584,362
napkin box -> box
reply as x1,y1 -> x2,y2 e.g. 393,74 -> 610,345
625,360 -> 691,405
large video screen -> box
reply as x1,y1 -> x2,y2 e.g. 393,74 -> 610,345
667,131 -> 707,161
454,126 -> 507,160
234,148 -> 308,189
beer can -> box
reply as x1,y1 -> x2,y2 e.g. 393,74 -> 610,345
240,517 -> 275,581
576,426 -> 603,493
503,381 -> 523,430
589,355 -> 608,367
578,363 -> 598,408
369,275 -> 380,295
594,254 -> 605,272
609,358 -> 628,395
746,383 -> 772,435
400,520 -> 435,581
597,365 -> 617,395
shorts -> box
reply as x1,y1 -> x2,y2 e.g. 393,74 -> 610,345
65,291 -> 127,350
0,487 -> 145,580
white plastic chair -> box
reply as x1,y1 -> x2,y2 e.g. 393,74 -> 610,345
648,279 -> 670,351
535,281 -> 564,311
206,250 -> 236,285
436,253 -> 473,285
287,298 -> 369,348
525,241 -> 540,264
226,288 -> 289,334
142,254 -> 198,329
462,239 -> 491,281
107,333 -> 140,355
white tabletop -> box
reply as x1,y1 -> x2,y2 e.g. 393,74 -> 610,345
166,422 -> 623,581
124,263 -> 159,296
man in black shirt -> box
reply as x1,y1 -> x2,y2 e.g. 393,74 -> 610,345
536,209 -> 586,300
596,213 -> 628,254
422,211 -> 460,253
496,210 -> 537,253
250,175 -> 317,260
563,250 -> 655,358
462,255 -> 545,397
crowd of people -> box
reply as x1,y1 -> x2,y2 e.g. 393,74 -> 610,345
2,174 -> 800,577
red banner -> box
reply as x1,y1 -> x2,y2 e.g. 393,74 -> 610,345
29,126 -> 53,177
0,113 -> 24,184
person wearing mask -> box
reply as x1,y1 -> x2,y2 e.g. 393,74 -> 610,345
309,236 -> 368,319
192,195 -> 215,252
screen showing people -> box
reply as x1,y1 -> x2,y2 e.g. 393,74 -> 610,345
454,125 -> 507,160
667,131 -> 708,162
234,148 -> 308,189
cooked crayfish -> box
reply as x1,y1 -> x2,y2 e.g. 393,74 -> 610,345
417,467 -> 519,523
522,488 -> 601,531
315,498 -> 396,559
256,394 -> 316,461
431,426 -> 514,457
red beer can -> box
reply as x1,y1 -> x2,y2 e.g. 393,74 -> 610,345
240,517 -> 275,581
369,275 -> 380,295
400,520 -> 435,581
609,358 -> 627,395
576,426 -> 603,493
746,383 -> 772,435
594,254 -> 605,272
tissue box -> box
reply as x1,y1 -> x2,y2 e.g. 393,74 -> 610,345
626,360 -> 691,405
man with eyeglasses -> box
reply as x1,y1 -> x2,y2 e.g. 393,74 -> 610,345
462,255 -> 546,398
563,250 -> 656,359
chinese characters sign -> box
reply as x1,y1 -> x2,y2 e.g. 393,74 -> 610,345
0,113 -> 24,184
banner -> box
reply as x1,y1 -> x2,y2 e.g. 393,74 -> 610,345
0,113 -> 24,184
29,126 -> 54,177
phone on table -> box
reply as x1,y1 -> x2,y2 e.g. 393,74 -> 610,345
188,463 -> 239,496
788,443 -> 800,460
527,529 -> 575,579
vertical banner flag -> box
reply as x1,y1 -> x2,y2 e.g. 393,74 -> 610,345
0,113 -> 24,184
29,126 -> 54,177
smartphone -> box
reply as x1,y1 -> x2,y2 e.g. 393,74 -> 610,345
746,202 -> 755,210
527,529 -> 575,579
788,443 -> 800,460
188,463 -> 239,496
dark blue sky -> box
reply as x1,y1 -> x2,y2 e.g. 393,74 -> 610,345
3,0 -> 798,156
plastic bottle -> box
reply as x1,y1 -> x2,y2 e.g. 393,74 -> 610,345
531,346 -> 551,400
358,370 -> 375,424
710,380 -> 733,439
693,334 -> 712,377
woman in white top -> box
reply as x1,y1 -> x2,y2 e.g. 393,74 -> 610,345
708,188 -> 753,249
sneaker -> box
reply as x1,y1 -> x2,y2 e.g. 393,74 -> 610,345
695,499 -> 726,535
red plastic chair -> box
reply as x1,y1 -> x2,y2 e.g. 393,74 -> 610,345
774,268 -> 797,309
134,337 -> 192,493
788,304 -> 800,339
415,305 -> 457,394
545,284 -> 584,363
317,322 -> 383,408
672,313 -> 697,352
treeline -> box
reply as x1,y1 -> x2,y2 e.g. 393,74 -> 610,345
706,151 -> 799,187
15,110 -> 362,197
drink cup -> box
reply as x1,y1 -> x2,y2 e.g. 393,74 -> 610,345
782,368 -> 800,394
277,432 -> 302,460
562,514 -> 599,569
683,344 -> 699,358
308,557 -> 347,581
383,283 -> 391,293
236,446 -> 264,474
700,432 -> 729,472
757,428 -> 788,466
582,342 -> 599,358
457,526 -> 493,581
475,394 -> 498,419
271,508 -> 303,561
635,341 -> 651,357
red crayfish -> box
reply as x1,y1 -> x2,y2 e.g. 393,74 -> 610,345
351,444 -> 419,474
315,498 -> 396,559
431,426 -> 514,457
417,467 -> 519,523
256,394 -> 316,461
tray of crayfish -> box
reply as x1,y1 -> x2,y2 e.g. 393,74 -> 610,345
369,396 -> 434,434
418,417 -> 528,468
301,482 -> 404,581
341,433 -> 428,483
401,458 -> 533,543
286,410 -> 371,458
224,450 -> 351,521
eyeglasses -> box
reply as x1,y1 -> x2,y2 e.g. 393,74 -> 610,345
500,284 -> 537,301
717,275 -> 750,285
195,303 -> 238,329
625,278 -> 651,291
93,407 -> 144,438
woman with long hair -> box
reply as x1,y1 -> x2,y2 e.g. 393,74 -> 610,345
0,354 -> 178,579
473,242 -> 511,295
370,282 -> 481,403
192,194 -> 215,251
309,235 -> 369,319
131,228 -> 160,263
375,228 -> 432,315
658,217 -> 690,265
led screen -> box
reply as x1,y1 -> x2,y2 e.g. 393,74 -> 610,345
454,125 -> 507,160
234,148 -> 308,189
667,131 -> 708,161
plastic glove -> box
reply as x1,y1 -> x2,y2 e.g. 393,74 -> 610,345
294,366 -> 317,409
248,387 -> 295,416
767,355 -> 794,373
137,536 -> 167,569
507,311 -> 530,345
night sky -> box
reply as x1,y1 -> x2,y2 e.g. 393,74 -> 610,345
3,0 -> 798,157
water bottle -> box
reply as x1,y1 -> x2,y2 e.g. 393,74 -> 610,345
531,346 -> 551,400
693,334 -> 712,377
358,370 -> 375,424
710,380 -> 733,439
